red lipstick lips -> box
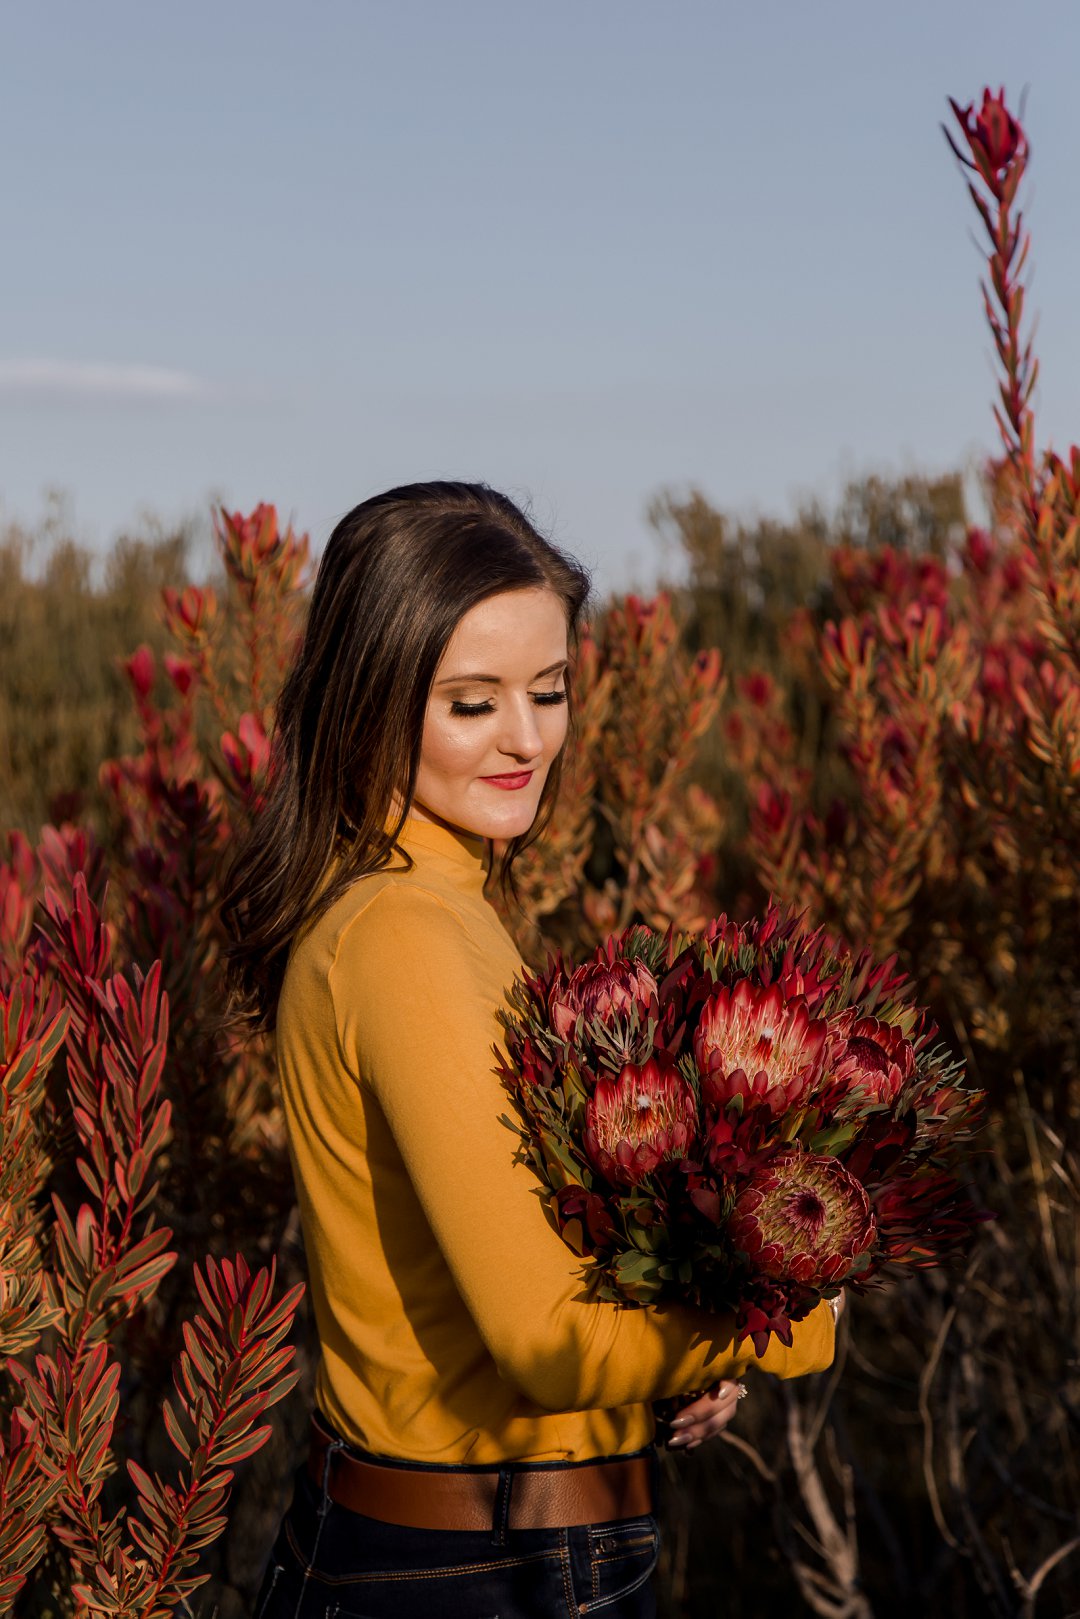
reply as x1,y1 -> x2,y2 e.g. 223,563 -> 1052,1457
481,771 -> 534,790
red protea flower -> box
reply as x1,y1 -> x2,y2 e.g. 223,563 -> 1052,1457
123,645 -> 155,701
730,1150 -> 875,1286
694,979 -> 828,1116
946,87 -> 1025,195
549,955 -> 659,1042
827,1013 -> 917,1106
163,653 -> 197,698
584,1054 -> 697,1187
969,86 -> 1022,172
512,1034 -> 548,1089
220,712 -> 272,794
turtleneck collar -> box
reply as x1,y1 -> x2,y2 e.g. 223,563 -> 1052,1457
384,811 -> 491,895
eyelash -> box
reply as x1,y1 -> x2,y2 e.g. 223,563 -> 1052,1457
449,691 -> 569,717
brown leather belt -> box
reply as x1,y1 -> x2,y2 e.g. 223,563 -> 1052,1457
307,1411 -> 655,1531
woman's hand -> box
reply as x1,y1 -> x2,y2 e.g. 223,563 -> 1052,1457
662,1379 -> 747,1452
656,1294 -> 847,1451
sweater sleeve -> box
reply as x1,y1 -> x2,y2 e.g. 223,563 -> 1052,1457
329,883 -> 835,1413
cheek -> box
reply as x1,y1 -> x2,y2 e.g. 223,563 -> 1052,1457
420,716 -> 490,777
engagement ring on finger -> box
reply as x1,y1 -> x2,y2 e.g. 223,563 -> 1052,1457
736,1384 -> 748,1401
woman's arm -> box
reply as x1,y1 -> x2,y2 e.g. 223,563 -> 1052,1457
330,883 -> 835,1414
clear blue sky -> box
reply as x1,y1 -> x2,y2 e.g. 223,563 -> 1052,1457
2,1 -> 1078,595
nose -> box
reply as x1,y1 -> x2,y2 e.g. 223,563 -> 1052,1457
497,692 -> 544,764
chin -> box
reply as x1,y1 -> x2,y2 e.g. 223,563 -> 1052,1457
479,810 -> 538,842
466,793 -> 543,842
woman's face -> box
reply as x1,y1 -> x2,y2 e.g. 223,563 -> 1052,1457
407,586 -> 570,842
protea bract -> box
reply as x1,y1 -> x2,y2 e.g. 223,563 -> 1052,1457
827,1012 -> 916,1106
694,979 -> 828,1116
584,1053 -> 697,1186
549,956 -> 659,1042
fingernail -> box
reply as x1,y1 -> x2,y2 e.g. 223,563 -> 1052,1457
669,1416 -> 689,1428
667,1433 -> 690,1447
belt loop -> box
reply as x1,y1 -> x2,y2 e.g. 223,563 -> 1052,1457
490,1467 -> 514,1545
319,1435 -> 346,1518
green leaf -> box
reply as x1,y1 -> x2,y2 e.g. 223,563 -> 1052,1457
610,1249 -> 664,1301
808,1123 -> 860,1155
212,1422 -> 273,1469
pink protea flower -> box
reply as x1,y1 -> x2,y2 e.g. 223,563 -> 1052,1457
827,1013 -> 917,1106
693,979 -> 829,1117
584,1054 -> 697,1187
549,955 -> 659,1042
730,1150 -> 875,1286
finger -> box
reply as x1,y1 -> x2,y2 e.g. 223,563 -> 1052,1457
677,1385 -> 740,1418
682,1412 -> 737,1449
671,1389 -> 739,1431
667,1387 -> 743,1446
692,1404 -> 741,1441
671,1381 -> 742,1425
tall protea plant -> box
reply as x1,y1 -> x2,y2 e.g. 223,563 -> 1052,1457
740,89 -> 1079,1119
92,505 -> 313,1474
0,845 -> 304,1613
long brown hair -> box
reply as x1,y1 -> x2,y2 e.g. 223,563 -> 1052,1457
219,480 -> 593,1034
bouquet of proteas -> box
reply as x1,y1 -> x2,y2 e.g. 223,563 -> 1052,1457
495,905 -> 985,1355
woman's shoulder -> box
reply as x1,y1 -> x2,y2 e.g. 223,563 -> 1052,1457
297,856 -> 475,966
280,861 -> 468,1018
333,860 -> 525,991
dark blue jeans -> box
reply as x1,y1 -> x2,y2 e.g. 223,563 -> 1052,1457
252,1429 -> 662,1619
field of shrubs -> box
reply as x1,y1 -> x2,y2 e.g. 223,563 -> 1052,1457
0,88 -> 1076,1618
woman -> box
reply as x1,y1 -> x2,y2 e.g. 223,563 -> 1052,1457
223,481 -> 838,1619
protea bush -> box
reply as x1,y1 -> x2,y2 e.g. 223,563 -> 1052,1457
743,88 -> 1080,1133
0,508 -> 313,1613
497,906 -> 984,1354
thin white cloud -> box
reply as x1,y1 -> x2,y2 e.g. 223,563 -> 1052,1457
0,358 -> 207,402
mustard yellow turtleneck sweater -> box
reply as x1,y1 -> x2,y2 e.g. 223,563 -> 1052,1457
274,814 -> 835,1465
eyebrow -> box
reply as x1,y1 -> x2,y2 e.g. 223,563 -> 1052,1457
435,659 -> 568,687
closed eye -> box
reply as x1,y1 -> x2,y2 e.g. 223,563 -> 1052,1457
450,691 -> 568,717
